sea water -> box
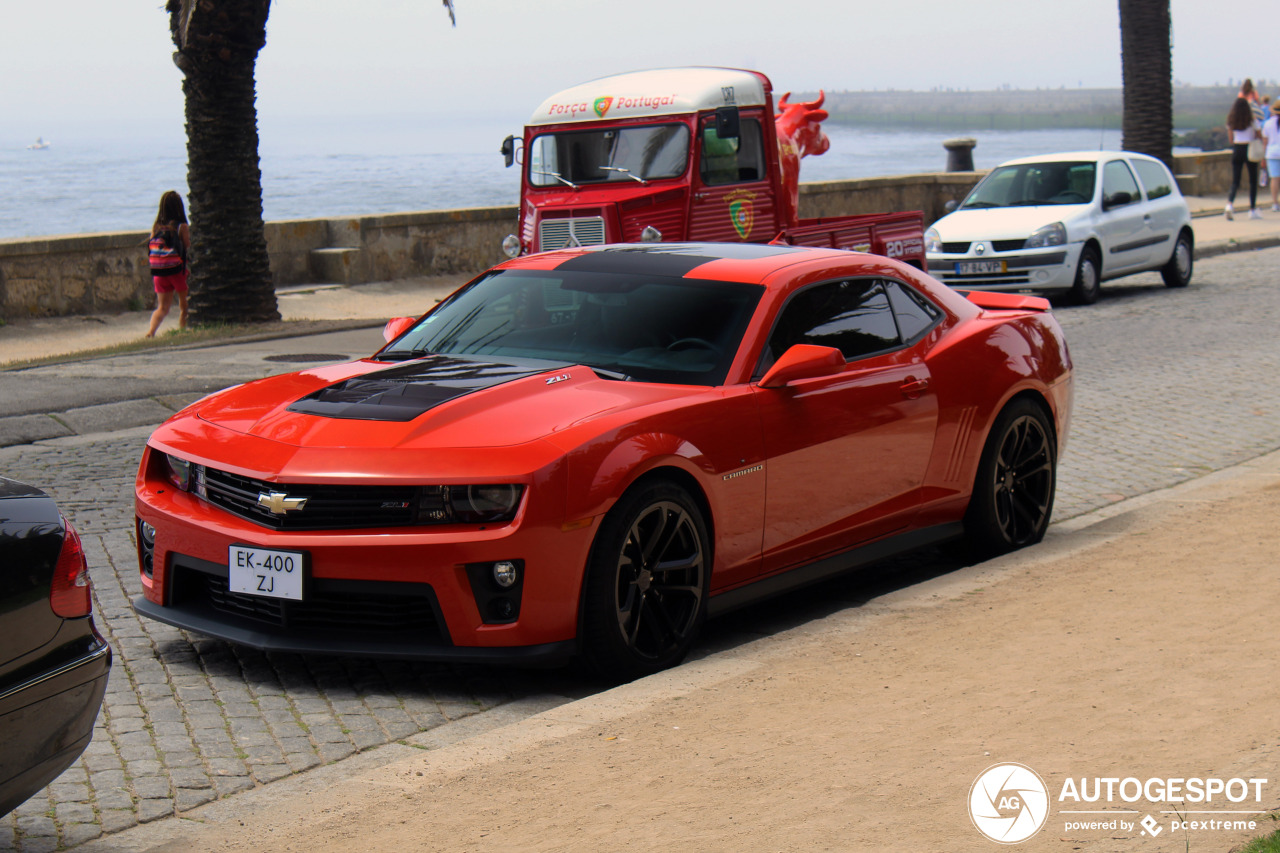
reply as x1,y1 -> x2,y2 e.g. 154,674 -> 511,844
0,118 -> 1138,241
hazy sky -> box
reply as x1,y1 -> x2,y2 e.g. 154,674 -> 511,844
2,0 -> 1274,144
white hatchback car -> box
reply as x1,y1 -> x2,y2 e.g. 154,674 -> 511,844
925,151 -> 1193,304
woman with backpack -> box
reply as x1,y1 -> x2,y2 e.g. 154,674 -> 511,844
146,190 -> 191,337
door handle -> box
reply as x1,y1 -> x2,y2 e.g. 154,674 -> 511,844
900,376 -> 929,398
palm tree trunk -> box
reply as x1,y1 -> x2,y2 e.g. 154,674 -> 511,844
168,0 -> 279,324
1118,0 -> 1173,168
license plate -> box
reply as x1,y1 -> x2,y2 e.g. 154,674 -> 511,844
955,260 -> 1006,275
228,545 -> 305,600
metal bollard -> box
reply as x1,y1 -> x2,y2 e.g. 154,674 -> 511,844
943,137 -> 977,172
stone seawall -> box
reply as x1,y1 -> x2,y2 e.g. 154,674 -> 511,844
0,151 -> 1232,321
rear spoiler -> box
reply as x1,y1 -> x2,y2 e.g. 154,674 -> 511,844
960,290 -> 1051,312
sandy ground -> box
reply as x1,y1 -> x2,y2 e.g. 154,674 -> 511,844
82,451 -> 1280,853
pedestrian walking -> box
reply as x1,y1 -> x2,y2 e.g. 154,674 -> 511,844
1225,97 -> 1262,220
1264,101 -> 1280,212
146,190 -> 190,337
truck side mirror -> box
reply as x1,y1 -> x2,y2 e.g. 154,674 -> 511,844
714,107 -> 740,139
500,135 -> 516,168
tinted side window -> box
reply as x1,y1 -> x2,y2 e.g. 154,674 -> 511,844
1102,160 -> 1141,207
886,280 -> 942,343
769,279 -> 901,362
1131,158 -> 1174,200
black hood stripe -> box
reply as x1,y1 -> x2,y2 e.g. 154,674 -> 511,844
286,355 -> 552,421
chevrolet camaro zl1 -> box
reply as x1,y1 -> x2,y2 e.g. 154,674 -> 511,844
134,243 -> 1072,679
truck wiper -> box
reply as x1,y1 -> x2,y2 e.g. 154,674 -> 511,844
599,166 -> 648,185
534,170 -> 578,190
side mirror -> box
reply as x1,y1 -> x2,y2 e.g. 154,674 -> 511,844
382,316 -> 416,343
500,135 -> 516,168
943,199 -> 959,214
758,344 -> 845,389
714,106 -> 740,139
1102,190 -> 1132,210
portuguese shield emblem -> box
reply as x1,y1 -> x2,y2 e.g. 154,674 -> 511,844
593,97 -> 613,118
729,199 -> 754,240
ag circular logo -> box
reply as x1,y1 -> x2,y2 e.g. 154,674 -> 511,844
969,763 -> 1050,844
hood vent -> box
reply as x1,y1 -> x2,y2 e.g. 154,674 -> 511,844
286,355 -> 549,421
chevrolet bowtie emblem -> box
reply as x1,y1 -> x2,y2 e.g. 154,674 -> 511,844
257,491 -> 309,515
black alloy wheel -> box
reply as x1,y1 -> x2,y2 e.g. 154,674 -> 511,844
964,399 -> 1057,557
582,481 -> 709,681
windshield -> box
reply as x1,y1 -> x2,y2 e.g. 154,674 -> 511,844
528,123 -> 690,187
962,161 -> 1096,209
380,267 -> 763,386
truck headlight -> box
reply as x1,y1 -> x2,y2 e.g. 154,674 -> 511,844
502,234 -> 522,258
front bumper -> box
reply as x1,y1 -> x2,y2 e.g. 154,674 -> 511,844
927,242 -> 1082,292
134,451 -> 598,666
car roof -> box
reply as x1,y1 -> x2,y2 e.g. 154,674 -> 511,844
498,242 -> 861,285
994,150 -> 1161,167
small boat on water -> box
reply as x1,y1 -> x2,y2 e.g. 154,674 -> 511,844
27,137 -> 50,150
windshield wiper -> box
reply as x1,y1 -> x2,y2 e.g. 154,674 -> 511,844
599,166 -> 648,185
961,201 -> 1000,209
534,170 -> 578,190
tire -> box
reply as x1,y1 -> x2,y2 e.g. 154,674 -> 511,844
1070,245 -> 1101,305
581,480 -> 710,681
1161,229 -> 1193,288
963,399 -> 1057,559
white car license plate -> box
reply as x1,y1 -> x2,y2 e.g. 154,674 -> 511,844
228,545 -> 305,600
955,260 -> 1006,275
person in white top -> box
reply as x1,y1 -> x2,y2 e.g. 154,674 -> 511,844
1225,96 -> 1262,219
1263,101 -> 1280,212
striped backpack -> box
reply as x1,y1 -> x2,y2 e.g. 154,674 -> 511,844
148,226 -> 184,275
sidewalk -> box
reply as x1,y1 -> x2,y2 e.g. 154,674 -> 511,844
2,194 -> 1278,370
76,447 -> 1280,853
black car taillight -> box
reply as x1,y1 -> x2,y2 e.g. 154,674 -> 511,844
50,514 -> 91,618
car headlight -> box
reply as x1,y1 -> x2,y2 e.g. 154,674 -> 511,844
924,226 -> 943,254
164,454 -> 192,491
1024,222 -> 1067,249
446,484 -> 525,524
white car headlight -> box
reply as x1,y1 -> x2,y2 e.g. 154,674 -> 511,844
924,227 -> 943,254
1025,222 -> 1067,249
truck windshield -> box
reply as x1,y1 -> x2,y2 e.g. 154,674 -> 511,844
528,124 -> 690,187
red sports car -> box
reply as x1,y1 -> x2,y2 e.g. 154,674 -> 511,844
134,243 -> 1071,679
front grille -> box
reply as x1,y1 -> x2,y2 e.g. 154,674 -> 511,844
172,561 -> 447,643
941,241 -> 971,253
538,216 -> 606,251
202,576 -> 440,636
200,467 -> 441,531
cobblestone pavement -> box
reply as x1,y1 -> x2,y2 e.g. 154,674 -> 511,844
1,247 -> 1277,850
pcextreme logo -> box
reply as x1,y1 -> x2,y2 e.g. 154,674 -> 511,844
969,763 -> 1050,844
969,763 -> 1269,845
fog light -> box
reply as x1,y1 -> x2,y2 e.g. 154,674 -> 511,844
139,521 -> 156,548
502,234 -> 522,258
1034,269 -> 1051,282
492,598 -> 516,620
493,560 -> 519,588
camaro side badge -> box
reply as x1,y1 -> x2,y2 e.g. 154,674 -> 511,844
257,491 -> 309,515
546,374 -> 572,385
722,464 -> 763,482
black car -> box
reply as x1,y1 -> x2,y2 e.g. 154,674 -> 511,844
1,477 -> 111,816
